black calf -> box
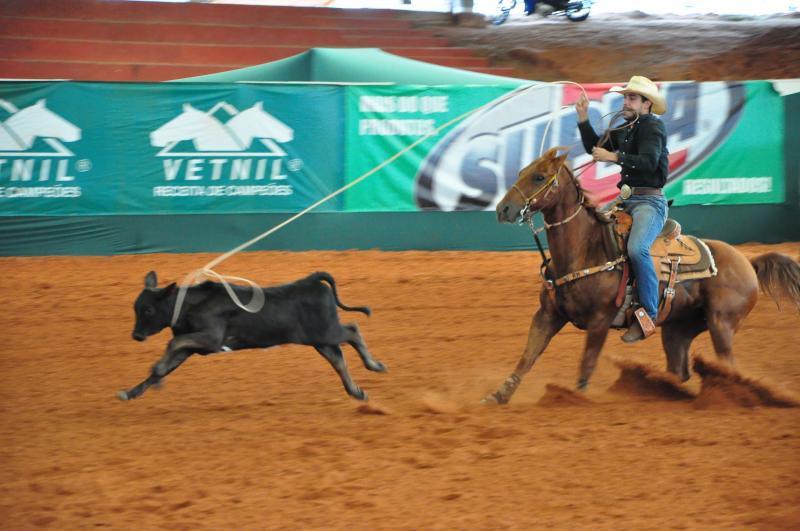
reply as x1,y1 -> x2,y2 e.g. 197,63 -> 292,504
119,271 -> 385,401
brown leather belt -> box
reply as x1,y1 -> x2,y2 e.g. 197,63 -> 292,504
631,187 -> 663,196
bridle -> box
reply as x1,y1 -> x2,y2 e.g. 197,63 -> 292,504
513,162 -> 627,297
512,171 -> 559,223
505,107 -> 638,312
512,163 -> 586,228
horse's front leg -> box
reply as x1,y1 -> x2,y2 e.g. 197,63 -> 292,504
483,305 -> 566,405
576,324 -> 612,391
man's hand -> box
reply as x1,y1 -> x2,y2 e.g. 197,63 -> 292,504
592,146 -> 618,163
576,93 -> 589,122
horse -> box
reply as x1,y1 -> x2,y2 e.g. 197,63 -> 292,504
226,102 -> 294,145
484,146 -> 800,404
0,99 -> 80,150
150,103 -> 245,151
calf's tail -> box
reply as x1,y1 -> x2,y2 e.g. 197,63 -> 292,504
750,252 -> 800,312
310,272 -> 371,316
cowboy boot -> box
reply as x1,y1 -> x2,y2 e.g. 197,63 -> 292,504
621,307 -> 656,343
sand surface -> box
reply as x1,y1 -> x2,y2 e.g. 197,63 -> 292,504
1,243 -> 798,529
2,9 -> 800,530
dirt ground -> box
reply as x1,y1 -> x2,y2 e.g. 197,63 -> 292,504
428,11 -> 800,82
1,8 -> 799,530
1,242 -> 799,529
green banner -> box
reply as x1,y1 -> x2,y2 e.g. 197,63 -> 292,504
664,81 -> 785,205
343,85 -> 511,211
0,80 -> 787,218
342,81 -> 786,211
0,82 -> 344,215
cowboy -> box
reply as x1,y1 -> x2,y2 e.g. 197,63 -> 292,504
575,75 -> 670,342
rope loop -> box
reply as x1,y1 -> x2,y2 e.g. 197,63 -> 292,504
170,268 -> 266,326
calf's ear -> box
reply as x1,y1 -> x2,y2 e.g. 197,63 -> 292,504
159,282 -> 177,299
145,271 -> 158,289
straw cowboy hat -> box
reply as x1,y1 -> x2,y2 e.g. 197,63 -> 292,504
609,75 -> 667,115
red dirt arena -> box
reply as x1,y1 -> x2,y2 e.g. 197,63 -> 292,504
1,243 -> 798,529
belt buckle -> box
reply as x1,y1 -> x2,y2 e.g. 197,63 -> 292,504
620,184 -> 632,199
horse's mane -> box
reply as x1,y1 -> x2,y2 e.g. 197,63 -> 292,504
561,162 -> 600,214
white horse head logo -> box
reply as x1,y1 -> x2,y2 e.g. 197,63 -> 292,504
150,102 -> 294,154
150,103 -> 245,151
0,99 -> 81,151
226,102 -> 294,144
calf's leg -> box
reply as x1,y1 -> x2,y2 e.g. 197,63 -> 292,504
118,331 -> 222,401
315,344 -> 367,401
343,323 -> 386,372
117,351 -> 190,401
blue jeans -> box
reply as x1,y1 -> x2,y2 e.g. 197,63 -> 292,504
624,195 -> 668,319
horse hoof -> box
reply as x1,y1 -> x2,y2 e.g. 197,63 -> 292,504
116,390 -> 130,401
354,390 -> 368,401
481,393 -> 506,405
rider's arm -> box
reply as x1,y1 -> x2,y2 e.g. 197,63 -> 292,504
578,120 -> 615,153
617,119 -> 665,176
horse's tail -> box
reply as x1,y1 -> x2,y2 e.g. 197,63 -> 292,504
750,252 -> 800,312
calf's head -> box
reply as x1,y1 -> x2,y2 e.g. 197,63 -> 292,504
132,271 -> 176,341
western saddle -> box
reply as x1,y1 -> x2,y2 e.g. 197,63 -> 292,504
604,210 -> 718,328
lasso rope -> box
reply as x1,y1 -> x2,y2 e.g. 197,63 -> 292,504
169,79 -> 624,326
539,80 -> 639,158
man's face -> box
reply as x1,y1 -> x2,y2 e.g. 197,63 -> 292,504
622,93 -> 651,119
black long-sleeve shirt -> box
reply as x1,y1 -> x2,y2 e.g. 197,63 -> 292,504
578,113 -> 669,189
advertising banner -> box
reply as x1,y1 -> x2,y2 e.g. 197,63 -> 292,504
343,84 -> 512,211
343,81 -> 785,211
0,82 -> 344,215
0,80 -> 785,218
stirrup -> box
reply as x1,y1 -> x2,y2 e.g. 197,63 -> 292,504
622,308 -> 656,343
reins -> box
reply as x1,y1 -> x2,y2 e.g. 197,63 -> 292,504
517,94 -> 638,292
519,163 -> 626,294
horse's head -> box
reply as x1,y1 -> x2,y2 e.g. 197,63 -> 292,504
226,102 -> 294,144
150,104 -> 202,147
496,146 -> 570,223
14,100 -> 81,142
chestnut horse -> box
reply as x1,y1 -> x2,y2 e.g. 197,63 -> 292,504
484,147 -> 800,404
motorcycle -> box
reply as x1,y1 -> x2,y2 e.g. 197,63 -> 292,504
490,0 -> 593,25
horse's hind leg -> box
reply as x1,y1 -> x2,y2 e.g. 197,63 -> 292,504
342,323 -> 386,372
706,310 -> 740,366
660,320 -> 707,381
